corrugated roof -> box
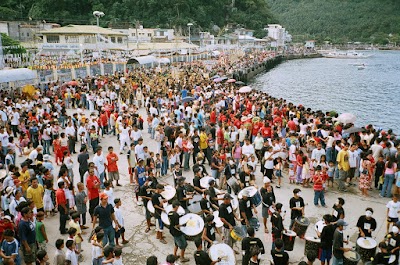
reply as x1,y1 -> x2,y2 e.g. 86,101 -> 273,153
128,42 -> 198,51
41,25 -> 126,36
0,68 -> 36,83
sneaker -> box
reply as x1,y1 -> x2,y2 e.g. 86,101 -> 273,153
276,185 -> 281,188
180,257 -> 190,263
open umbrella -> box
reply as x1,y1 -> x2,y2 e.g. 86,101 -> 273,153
336,113 -> 357,124
220,76 -> 228,81
214,78 -> 223,83
343,127 -> 365,134
238,86 -> 252,93
211,75 -> 220,80
235,81 -> 245,85
68,80 -> 78,86
226,78 -> 236,83
182,96 -> 195,103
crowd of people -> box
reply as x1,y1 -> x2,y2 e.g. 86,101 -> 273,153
0,49 -> 399,265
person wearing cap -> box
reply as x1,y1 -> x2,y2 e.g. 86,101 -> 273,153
332,219 -> 351,265
194,236 -> 221,265
289,188 -> 305,229
219,193 -> 241,248
385,225 -> 400,263
356,207 -> 377,238
242,227 -> 265,265
168,201 -> 190,263
152,184 -> 167,244
318,214 -> 335,265
92,192 -> 120,248
239,190 -> 258,231
260,177 -> 275,233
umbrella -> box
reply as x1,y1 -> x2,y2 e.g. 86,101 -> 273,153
235,81 -> 245,85
68,80 -> 78,86
336,113 -> 356,124
211,75 -> 220,80
181,96 -> 195,103
227,79 -> 236,83
238,86 -> 252,93
343,127 -> 365,134
214,78 -> 223,83
220,76 -> 228,81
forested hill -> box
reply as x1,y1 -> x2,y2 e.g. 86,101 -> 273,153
267,0 -> 400,44
0,0 -> 275,37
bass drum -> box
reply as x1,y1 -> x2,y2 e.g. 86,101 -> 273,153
292,217 -> 310,239
227,177 -> 240,194
343,250 -> 361,265
238,186 -> 262,207
208,243 -> 235,265
200,176 -> 215,189
283,230 -> 297,251
212,211 -> 224,228
180,213 -> 205,241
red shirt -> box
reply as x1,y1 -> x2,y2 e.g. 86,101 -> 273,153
100,113 -> 108,126
56,188 -> 67,205
252,122 -> 262,136
107,152 -> 119,172
234,119 -> 242,129
217,129 -> 224,145
86,175 -> 100,200
313,173 -> 324,191
261,126 -> 271,138
288,120 -> 297,131
210,111 -> 216,124
296,154 -> 303,166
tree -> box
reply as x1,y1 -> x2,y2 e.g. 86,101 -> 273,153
1,33 -> 26,54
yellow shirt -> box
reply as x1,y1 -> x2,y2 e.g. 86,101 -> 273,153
199,133 -> 208,150
68,220 -> 82,244
337,150 -> 350,171
19,170 -> 30,192
26,185 -> 44,209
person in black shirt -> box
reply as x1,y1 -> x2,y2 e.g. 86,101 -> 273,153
289,188 -> 305,229
332,219 -> 351,265
386,226 -> 400,262
194,237 -> 221,265
239,165 -> 253,189
192,157 -> 209,177
139,178 -> 154,233
318,214 -> 335,265
356,207 -> 377,238
242,227 -> 265,265
373,242 -> 391,265
208,179 -> 224,208
202,215 -> 222,250
151,184 -> 167,244
225,159 -> 239,194
192,130 -> 201,164
168,201 -> 190,263
331,198 -> 345,224
200,191 -> 214,219
176,177 -> 193,211
271,238 -> 289,265
239,190 -> 258,228
193,168 -> 205,194
219,194 -> 241,248
271,203 -> 285,249
260,179 -> 275,233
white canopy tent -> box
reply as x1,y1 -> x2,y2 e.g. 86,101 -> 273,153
0,68 -> 37,83
127,55 -> 157,66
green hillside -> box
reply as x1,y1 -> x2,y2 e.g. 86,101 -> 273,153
267,0 -> 400,44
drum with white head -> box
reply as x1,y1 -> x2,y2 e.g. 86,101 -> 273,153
208,243 -> 236,265
161,185 -> 176,201
200,176 -> 215,189
180,213 -> 205,240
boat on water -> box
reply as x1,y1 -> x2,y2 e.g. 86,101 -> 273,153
321,50 -> 371,59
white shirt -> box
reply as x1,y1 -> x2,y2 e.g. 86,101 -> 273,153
113,257 -> 123,265
135,144 -> 145,160
264,151 -> 274,169
65,126 -> 76,137
104,188 -> 115,206
11,112 -> 20,125
28,149 -> 39,164
130,130 -> 142,141
0,132 -> 9,147
66,248 -> 79,265
238,129 -> 247,142
242,143 -> 255,157
114,207 -> 124,227
387,200 -> 400,218
93,153 -> 106,174
311,148 -> 326,164
348,150 -> 359,168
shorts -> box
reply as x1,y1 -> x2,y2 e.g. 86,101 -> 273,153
276,170 -> 282,178
388,217 -> 399,223
108,171 -> 120,181
173,234 -> 188,249
262,206 -> 269,219
319,248 -> 332,261
22,243 -> 37,264
115,227 -> 126,238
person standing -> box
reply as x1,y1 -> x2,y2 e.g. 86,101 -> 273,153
219,194 -> 241,248
93,146 -> 107,189
242,227 -> 265,265
336,143 -> 350,192
18,207 -> 37,265
92,193 -> 120,248
26,177 -> 44,212
152,184 -> 167,244
260,178 -> 275,233
271,238 -> 289,265
332,219 -> 351,265
86,168 -> 100,222
106,146 -> 120,187
194,237 -> 221,265
77,146 -> 89,183
55,181 -> 68,234
386,195 -> 400,233
289,188 -> 305,229
239,190 -> 258,231
318,214 -> 336,265
127,143 -> 137,184
168,201 -> 190,263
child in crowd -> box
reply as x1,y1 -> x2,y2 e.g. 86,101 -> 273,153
275,157 -> 283,188
36,249 -> 49,265
75,182 -> 88,229
327,161 -> 335,188
92,231 -> 105,265
35,211 -> 48,251
0,229 -> 20,265
65,240 -> 79,265
114,198 -> 129,246
155,153 -> 162,178
54,239 -> 66,265
68,213 -> 83,260
172,162 -> 182,187
113,247 -> 123,265
103,181 -> 115,207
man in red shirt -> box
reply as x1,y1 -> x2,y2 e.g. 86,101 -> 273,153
106,146 -> 120,186
99,110 -> 108,136
86,168 -> 101,222
210,108 -> 217,124
261,122 -> 272,139
55,181 -> 68,234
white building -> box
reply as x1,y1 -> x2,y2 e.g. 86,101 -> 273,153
266,24 -> 292,48
114,26 -> 175,43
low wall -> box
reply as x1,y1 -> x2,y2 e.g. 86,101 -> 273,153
233,56 -> 284,83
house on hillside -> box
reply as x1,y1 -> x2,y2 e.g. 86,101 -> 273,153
266,24 -> 292,48
305,40 -> 316,49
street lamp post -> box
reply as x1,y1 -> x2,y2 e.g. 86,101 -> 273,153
93,11 -> 105,64
187,22 -> 193,63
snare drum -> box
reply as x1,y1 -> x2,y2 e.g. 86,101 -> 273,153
293,217 -> 310,239
161,204 -> 185,228
227,177 -> 240,194
356,237 -> 377,262
315,220 -> 326,234
147,200 -> 155,216
304,236 -> 321,257
249,217 -> 260,231
343,250 -> 361,265
212,211 -> 224,228
188,194 -> 203,214
208,243 -> 236,265
180,213 -> 205,241
230,226 -> 246,242
238,186 -> 262,207
283,230 -> 297,251
200,176 -> 215,189
161,185 -> 176,201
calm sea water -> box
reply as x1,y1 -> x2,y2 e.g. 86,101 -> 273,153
252,51 -> 400,132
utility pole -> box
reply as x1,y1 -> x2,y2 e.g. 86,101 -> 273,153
0,33 -> 3,69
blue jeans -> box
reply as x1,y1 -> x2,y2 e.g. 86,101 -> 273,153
162,156 -> 168,176
314,190 -> 326,206
332,256 -> 343,265
99,172 -> 105,189
326,147 -> 333,163
381,174 -> 395,197
43,139 -> 52,155
102,225 -> 115,247
184,152 -> 190,170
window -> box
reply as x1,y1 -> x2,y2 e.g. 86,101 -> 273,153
65,35 -> 79,43
111,37 -> 116,43
132,33 -> 135,36
148,33 -> 151,37
26,32 -> 30,37
117,37 -> 122,43
47,35 -> 60,43
84,35 -> 95,43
